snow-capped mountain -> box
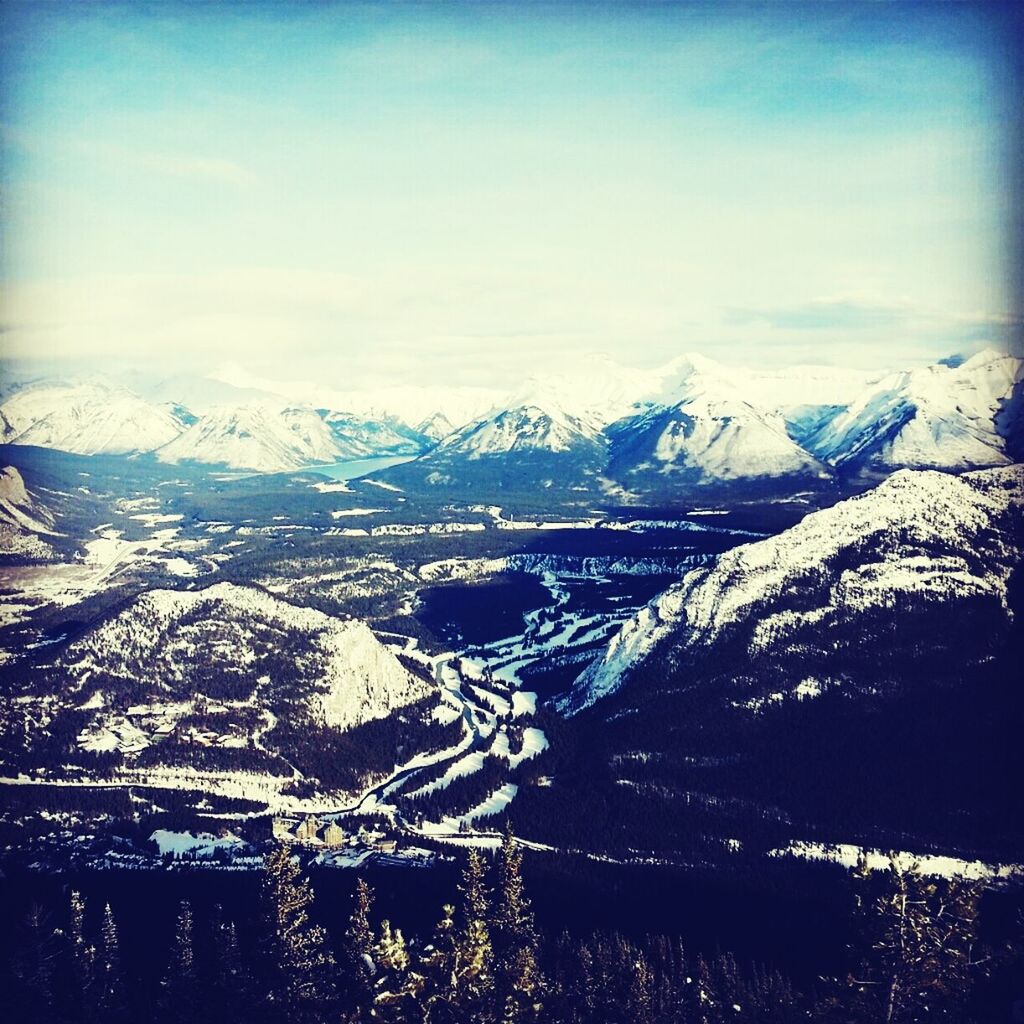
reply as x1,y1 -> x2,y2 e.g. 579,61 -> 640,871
562,463 -> 1024,714
384,386 -> 609,492
6,348 -> 1020,483
155,404 -> 355,473
323,410 -> 427,456
208,363 -> 500,433
804,349 -> 1022,474
61,582 -> 433,736
416,411 -> 456,443
607,355 -> 833,490
436,383 -> 605,459
0,380 -> 186,456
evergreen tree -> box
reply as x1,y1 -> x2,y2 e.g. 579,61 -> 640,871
68,890 -> 97,1015
455,849 -> 497,1022
374,920 -> 410,973
626,950 -> 656,1024
9,904 -> 62,1024
418,903 -> 460,1023
208,906 -> 257,1023
161,900 -> 200,1024
340,876 -> 376,1019
371,920 -> 420,1022
848,856 -> 992,1023
262,843 -> 336,1023
493,831 -> 544,1023
95,903 -> 127,1022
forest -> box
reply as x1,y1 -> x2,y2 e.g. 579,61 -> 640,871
3,833 -> 1021,1024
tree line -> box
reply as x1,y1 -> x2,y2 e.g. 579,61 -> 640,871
4,837 -> 1019,1023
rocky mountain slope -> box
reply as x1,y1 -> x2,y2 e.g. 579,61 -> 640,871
155,405 -> 354,473
5,349 -> 1020,484
607,356 -> 833,491
804,349 -> 1022,474
60,581 -> 432,737
0,465 -> 61,560
563,463 -> 1024,714
1,381 -> 185,456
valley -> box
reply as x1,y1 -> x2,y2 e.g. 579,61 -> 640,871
0,354 -> 1021,1011
1,441 -> 785,872
1,436 -> 1020,890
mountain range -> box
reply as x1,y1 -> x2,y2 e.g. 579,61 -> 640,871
2,349 -> 1020,487
562,462 -> 1024,714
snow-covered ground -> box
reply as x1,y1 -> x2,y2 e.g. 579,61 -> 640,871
771,840 -> 1024,881
0,525 -> 193,624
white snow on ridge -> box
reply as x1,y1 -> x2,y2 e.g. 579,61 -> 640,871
65,582 -> 432,733
157,404 -> 351,473
772,840 -> 1023,881
807,349 -> 1022,471
330,507 -> 386,518
565,464 -> 1024,713
1,380 -> 184,456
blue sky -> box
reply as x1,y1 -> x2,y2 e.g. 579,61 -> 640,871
0,1 -> 1017,388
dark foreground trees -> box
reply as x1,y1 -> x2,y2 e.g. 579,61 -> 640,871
3,840 -> 1019,1024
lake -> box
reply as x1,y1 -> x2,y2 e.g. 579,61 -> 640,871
308,454 -> 417,480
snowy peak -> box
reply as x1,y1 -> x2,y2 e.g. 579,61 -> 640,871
438,392 -> 606,459
156,404 -> 348,473
208,363 -> 500,433
416,411 -> 455,443
609,363 -> 831,487
323,410 -> 427,457
805,351 -> 1023,472
0,380 -> 186,456
563,463 -> 1024,714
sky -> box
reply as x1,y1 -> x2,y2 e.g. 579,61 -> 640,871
0,0 -> 1019,390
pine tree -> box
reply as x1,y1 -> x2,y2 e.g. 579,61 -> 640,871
68,890 -> 97,1015
493,831 -> 544,1023
375,920 -> 409,973
849,856 -> 992,1023
371,920 -> 419,1021
95,903 -> 127,1021
627,950 -> 656,1024
161,900 -> 200,1024
419,903 -> 460,1023
454,848 -> 497,1022
10,904 -> 62,1024
340,876 -> 376,1019
346,877 -> 376,967
208,906 -> 256,1023
263,843 -> 336,1023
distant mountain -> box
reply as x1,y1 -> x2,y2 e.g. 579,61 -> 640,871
0,380 -> 186,456
562,463 -> 1024,714
607,355 -> 833,493
323,410 -> 427,456
207,363 -> 500,433
110,369 -> 282,414
6,350 -> 1020,484
416,411 -> 456,443
804,349 -> 1022,474
388,388 -> 608,493
155,405 -> 355,473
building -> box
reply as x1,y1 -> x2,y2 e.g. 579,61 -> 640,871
295,815 -> 321,843
272,816 -> 297,841
322,821 -> 346,848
